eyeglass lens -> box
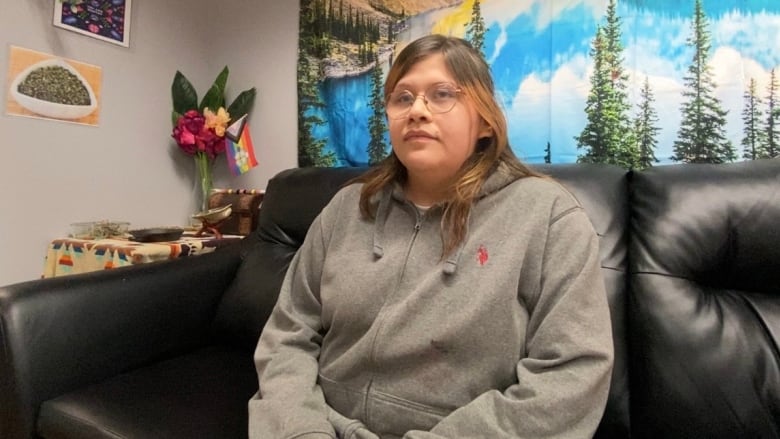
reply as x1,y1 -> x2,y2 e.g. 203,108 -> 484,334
386,85 -> 460,119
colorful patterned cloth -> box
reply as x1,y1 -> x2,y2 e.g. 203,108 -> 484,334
42,234 -> 241,278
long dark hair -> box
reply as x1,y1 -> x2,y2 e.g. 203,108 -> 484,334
356,34 -> 541,257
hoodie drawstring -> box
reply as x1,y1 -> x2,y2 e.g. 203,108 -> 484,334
372,193 -> 393,259
373,190 -> 473,275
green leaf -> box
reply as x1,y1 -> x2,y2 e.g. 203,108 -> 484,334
171,71 -> 198,115
171,110 -> 182,128
227,87 -> 257,121
199,66 -> 229,112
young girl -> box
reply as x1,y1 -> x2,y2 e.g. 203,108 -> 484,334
249,34 -> 613,439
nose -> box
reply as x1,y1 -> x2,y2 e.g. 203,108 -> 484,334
407,94 -> 431,120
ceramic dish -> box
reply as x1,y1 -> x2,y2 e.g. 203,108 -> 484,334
70,220 -> 130,239
128,227 -> 184,243
192,204 -> 233,224
9,58 -> 97,120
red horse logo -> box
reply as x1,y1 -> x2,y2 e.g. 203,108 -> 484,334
477,244 -> 488,266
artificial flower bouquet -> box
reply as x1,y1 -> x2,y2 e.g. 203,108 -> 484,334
170,66 -> 256,212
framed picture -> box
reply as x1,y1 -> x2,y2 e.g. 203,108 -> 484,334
53,0 -> 131,47
5,46 -> 102,126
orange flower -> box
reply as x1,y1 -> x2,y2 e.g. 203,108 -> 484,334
204,107 -> 230,137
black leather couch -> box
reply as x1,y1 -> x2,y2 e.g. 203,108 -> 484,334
2,159 -> 779,439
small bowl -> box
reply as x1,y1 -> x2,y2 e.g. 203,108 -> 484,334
128,227 -> 184,243
70,220 -> 130,239
92,220 -> 130,239
69,221 -> 95,239
9,58 -> 97,120
192,204 -> 232,224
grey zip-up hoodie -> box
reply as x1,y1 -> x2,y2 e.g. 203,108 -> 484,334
249,163 -> 614,439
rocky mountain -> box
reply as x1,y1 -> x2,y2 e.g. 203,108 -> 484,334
349,0 -> 462,16
313,0 -> 464,78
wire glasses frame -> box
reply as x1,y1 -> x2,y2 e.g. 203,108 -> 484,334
385,85 -> 463,120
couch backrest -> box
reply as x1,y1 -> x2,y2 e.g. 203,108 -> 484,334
210,166 -> 366,349
211,163 -> 630,436
628,158 -> 780,437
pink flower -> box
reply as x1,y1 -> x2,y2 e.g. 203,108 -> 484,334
182,110 -> 204,133
172,110 -> 226,159
172,110 -> 202,156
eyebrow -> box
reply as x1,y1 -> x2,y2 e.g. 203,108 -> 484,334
391,81 -> 458,92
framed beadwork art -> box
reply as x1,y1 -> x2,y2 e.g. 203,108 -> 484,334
53,0 -> 131,47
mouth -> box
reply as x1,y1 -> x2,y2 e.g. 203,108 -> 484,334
404,131 -> 435,141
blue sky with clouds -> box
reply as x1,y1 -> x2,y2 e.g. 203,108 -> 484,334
474,0 -> 780,163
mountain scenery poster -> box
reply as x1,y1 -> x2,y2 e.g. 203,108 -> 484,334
297,0 -> 780,168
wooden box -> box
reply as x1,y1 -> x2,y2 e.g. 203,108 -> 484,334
207,189 -> 264,236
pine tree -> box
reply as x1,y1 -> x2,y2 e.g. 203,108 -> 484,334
741,78 -> 766,160
300,0 -> 330,58
671,0 -> 735,163
367,50 -> 388,165
602,0 -> 638,168
765,68 -> 780,158
387,19 -> 395,42
576,0 -> 637,168
347,5 -> 354,42
327,0 -> 334,33
577,27 -> 610,164
297,48 -> 336,167
634,76 -> 660,169
464,0 -> 488,59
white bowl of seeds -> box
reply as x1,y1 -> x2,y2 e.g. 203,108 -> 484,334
9,58 -> 97,120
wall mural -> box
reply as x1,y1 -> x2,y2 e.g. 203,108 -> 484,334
297,0 -> 780,168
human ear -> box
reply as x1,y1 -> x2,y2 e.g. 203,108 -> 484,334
478,119 -> 493,139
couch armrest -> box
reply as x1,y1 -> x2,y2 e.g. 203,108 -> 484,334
0,243 -> 242,439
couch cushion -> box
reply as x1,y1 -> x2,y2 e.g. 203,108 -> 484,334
629,158 -> 780,437
37,345 -> 256,439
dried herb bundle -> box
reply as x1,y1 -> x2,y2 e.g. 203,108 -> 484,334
18,65 -> 91,106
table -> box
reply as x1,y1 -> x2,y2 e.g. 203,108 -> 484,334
42,233 -> 241,278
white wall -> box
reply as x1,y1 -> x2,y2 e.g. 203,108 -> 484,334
0,0 -> 300,284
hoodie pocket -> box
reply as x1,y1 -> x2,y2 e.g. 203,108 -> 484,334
319,374 -> 449,436
365,389 -> 448,436
319,374 -> 367,422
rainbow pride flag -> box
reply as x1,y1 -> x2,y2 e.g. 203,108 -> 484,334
225,114 -> 258,175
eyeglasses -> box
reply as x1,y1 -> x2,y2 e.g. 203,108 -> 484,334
385,84 -> 462,119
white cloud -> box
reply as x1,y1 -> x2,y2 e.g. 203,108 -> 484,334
711,10 -> 780,68
487,26 -> 507,64
709,46 -> 777,148
711,46 -> 749,87
504,54 -> 593,159
482,0 -> 605,65
625,37 -> 685,83
481,0 -> 535,29
540,0 -> 605,30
